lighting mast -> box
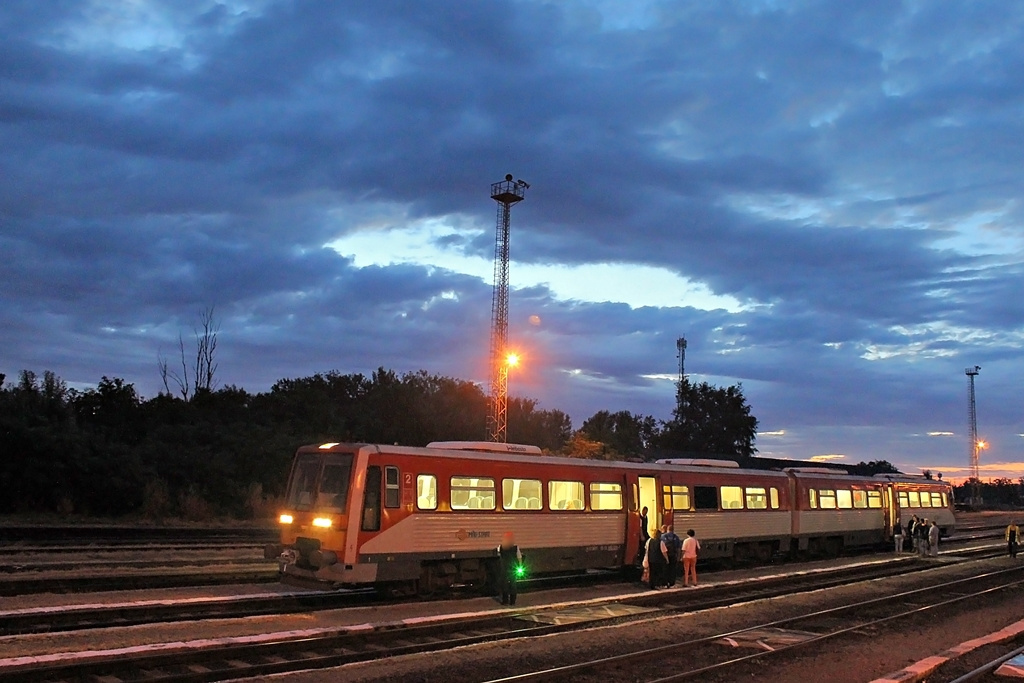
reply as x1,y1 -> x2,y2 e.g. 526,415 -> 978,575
487,174 -> 528,443
966,365 -> 981,505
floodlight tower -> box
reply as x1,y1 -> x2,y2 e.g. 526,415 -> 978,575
966,365 -> 981,504
486,174 -> 528,443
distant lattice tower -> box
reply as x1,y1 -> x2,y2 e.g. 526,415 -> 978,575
676,336 -> 687,410
966,365 -> 981,502
487,174 -> 528,443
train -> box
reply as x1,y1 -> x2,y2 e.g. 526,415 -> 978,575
265,440 -> 956,594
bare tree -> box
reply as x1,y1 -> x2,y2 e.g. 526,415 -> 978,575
193,305 -> 219,394
157,306 -> 219,400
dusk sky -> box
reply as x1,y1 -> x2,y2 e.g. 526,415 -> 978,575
3,1 -> 1022,481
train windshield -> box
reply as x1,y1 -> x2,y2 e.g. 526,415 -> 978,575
319,456 -> 354,510
285,453 -> 354,511
286,454 -> 321,510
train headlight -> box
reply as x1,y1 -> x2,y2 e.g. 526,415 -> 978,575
312,517 -> 333,528
279,514 -> 294,525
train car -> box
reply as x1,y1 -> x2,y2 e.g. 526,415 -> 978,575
266,440 -> 958,594
269,441 -> 641,594
786,468 -> 889,555
656,458 -> 792,562
786,469 -> 956,555
875,473 -> 956,537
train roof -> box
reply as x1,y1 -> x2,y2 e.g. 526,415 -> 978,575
298,442 -> 952,487
300,442 -> 789,477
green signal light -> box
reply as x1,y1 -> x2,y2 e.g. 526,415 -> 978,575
515,564 -> 526,578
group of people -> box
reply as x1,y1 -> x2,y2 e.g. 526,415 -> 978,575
895,515 -> 939,556
638,506 -> 700,589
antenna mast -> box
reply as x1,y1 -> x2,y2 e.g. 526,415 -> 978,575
676,336 -> 687,411
966,365 -> 981,505
487,174 -> 527,443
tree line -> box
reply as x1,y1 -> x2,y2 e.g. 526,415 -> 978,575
0,368 -> 761,520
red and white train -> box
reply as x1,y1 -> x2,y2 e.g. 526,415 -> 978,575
266,441 -> 956,593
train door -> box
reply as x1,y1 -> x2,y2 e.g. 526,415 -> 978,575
884,483 -> 896,538
638,475 -> 659,536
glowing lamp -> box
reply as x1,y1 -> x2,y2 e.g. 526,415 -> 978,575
312,517 -> 333,528
506,353 -> 520,367
279,514 -> 294,525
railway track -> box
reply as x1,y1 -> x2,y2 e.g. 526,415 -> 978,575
0,526 -> 278,546
483,563 -> 1024,682
0,528 -> 280,596
0,547 -> 1010,683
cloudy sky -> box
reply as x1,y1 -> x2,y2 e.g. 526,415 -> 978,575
3,0 -> 1022,480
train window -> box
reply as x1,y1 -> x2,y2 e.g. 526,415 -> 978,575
770,487 -> 779,509
720,486 -> 743,510
590,482 -> 623,510
384,467 -> 400,508
744,487 -> 767,510
286,455 -> 321,510
941,493 -> 948,507
818,489 -> 837,509
934,493 -> 945,507
318,458 -> 354,510
362,466 -> 382,531
920,492 -> 932,508
836,490 -> 853,509
898,491 -> 909,507
450,477 -> 496,510
809,489 -> 818,509
868,491 -> 882,508
694,486 -> 718,511
908,491 -> 920,507
503,478 -> 543,510
416,475 -> 437,510
663,485 -> 690,511
852,490 -> 868,509
549,481 -> 584,510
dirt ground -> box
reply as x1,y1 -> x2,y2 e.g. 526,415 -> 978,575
260,553 -> 1024,683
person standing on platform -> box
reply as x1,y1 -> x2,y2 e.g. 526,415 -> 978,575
908,515 -> 919,554
661,525 -> 681,587
496,531 -> 523,606
916,518 -> 929,557
928,519 -> 939,557
1007,521 -> 1020,558
681,529 -> 701,587
646,528 -> 669,589
893,518 -> 904,554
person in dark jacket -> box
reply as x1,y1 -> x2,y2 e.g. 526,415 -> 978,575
1007,522 -> 1020,558
496,531 -> 524,606
661,525 -> 682,586
646,528 -> 669,590
916,518 -> 929,556
636,506 -> 651,565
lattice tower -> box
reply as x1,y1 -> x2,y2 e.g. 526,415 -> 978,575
966,365 -> 980,498
487,174 -> 527,442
